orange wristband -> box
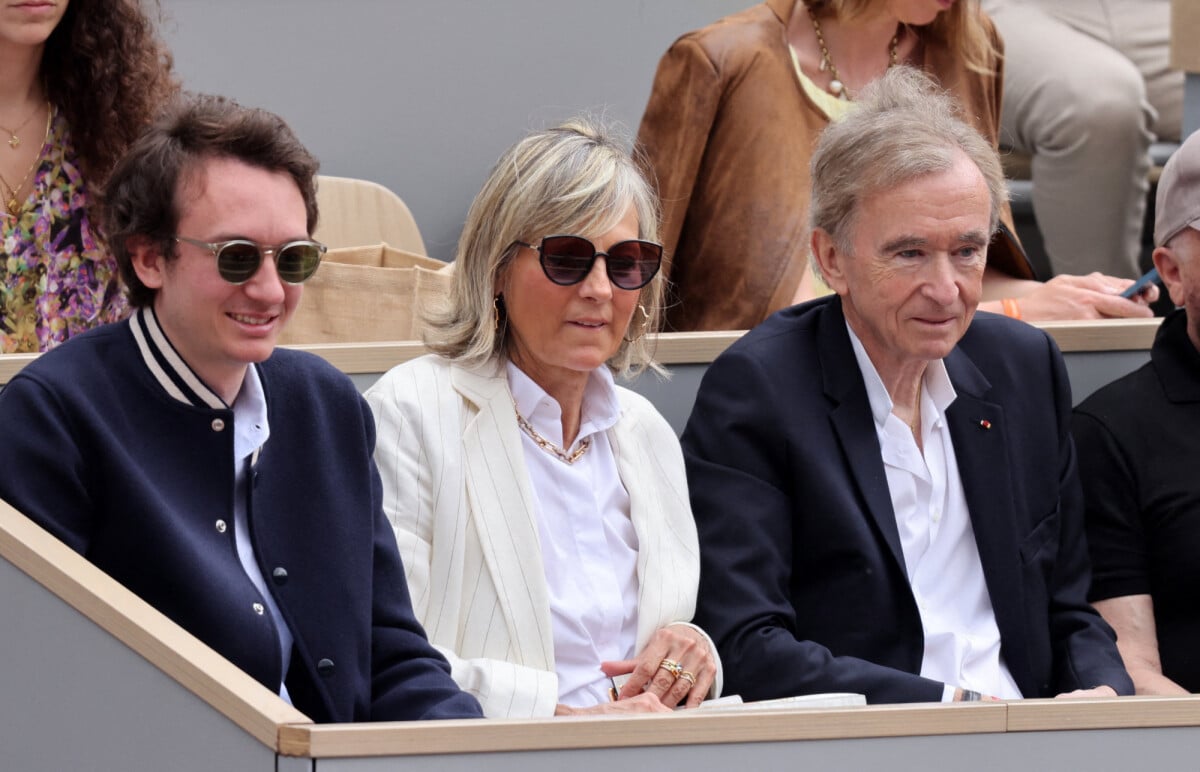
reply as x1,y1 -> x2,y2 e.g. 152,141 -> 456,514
1001,298 -> 1021,320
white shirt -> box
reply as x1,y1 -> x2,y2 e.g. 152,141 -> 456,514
232,365 -> 295,703
506,362 -> 640,707
847,324 -> 1022,700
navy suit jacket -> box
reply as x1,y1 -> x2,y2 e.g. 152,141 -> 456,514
683,296 -> 1132,703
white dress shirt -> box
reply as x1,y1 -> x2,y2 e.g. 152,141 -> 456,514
847,324 -> 1022,700
232,365 -> 294,702
507,362 -> 640,707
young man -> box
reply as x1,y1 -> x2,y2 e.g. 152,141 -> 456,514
0,94 -> 482,723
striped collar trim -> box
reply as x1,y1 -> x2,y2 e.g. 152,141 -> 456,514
130,307 -> 228,410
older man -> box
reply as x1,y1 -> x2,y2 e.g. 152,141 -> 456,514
0,95 -> 482,722
1074,130 -> 1200,696
683,68 -> 1132,704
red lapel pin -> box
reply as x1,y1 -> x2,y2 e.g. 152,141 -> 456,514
979,419 -> 992,430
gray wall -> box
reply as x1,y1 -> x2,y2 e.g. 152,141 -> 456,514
160,1 -> 748,261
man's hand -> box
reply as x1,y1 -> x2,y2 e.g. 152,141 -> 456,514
1054,685 -> 1120,699
953,688 -> 1001,702
554,693 -> 672,716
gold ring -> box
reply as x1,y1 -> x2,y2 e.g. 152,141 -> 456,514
658,658 -> 684,678
679,670 -> 696,686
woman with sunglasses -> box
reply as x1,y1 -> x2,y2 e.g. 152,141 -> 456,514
364,119 -> 722,718
0,0 -> 177,352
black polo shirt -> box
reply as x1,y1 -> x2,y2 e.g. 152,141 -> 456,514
1073,309 -> 1200,691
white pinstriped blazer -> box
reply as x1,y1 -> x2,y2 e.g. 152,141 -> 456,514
364,355 -> 721,717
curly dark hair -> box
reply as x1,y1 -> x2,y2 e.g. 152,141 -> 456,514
40,0 -> 178,188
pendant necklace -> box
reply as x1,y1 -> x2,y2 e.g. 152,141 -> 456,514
807,7 -> 901,100
0,103 -> 51,217
0,101 -> 43,150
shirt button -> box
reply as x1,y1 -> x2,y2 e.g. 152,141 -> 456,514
215,519 -> 227,533
271,567 -> 289,585
252,602 -> 265,615
211,418 -> 225,432
317,658 -> 336,677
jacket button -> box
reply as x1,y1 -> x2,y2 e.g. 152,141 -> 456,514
215,519 -> 227,533
252,602 -> 265,615
317,658 -> 336,677
271,567 -> 288,585
211,418 -> 225,432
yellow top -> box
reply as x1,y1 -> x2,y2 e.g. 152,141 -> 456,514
788,44 -> 847,298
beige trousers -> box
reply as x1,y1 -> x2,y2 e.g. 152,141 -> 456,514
981,0 -> 1182,278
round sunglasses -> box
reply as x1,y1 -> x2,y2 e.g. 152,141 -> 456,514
515,235 -> 663,291
174,236 -> 327,285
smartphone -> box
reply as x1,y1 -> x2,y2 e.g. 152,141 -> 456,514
1121,267 -> 1159,299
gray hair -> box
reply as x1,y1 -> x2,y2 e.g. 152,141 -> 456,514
422,117 -> 664,377
808,66 -> 1007,275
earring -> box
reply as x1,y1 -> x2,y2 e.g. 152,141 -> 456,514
493,295 -> 503,334
623,304 -> 650,343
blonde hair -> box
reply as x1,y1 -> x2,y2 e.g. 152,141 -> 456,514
423,117 -> 665,377
804,0 -> 997,74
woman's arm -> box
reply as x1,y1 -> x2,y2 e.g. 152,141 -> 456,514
980,266 -> 1155,320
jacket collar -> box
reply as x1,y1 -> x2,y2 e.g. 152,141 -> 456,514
129,306 -> 228,410
1153,309 -> 1200,403
766,0 -> 795,24
817,298 -> 1030,684
448,358 -> 557,669
818,298 -> 909,572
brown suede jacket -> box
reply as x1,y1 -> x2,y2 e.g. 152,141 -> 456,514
637,0 -> 1030,332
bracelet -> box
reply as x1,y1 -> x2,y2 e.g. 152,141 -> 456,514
1000,298 -> 1021,320
960,689 -> 982,702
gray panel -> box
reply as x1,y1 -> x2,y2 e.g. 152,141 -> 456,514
160,0 -> 748,261
0,556 -> 276,771
1062,349 -> 1149,404
279,756 -> 316,772
349,349 -> 1151,436
1185,73 -> 1200,138
621,364 -> 707,436
309,726 -> 1200,772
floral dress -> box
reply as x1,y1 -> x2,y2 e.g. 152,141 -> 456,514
0,108 -> 128,353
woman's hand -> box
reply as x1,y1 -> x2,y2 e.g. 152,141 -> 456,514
602,623 -> 717,709
982,271 -> 1157,321
554,693 -> 672,716
1014,273 -> 1157,320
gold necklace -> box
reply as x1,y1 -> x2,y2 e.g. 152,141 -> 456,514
807,6 -> 900,100
512,399 -> 591,465
0,101 -> 42,150
0,103 -> 51,217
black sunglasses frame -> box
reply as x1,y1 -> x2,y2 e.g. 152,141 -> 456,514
173,236 -> 327,285
515,235 -> 663,291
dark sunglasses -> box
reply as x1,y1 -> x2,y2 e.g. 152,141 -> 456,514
516,235 -> 662,291
173,236 -> 326,285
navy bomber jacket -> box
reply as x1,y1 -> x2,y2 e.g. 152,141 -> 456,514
0,308 -> 482,723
